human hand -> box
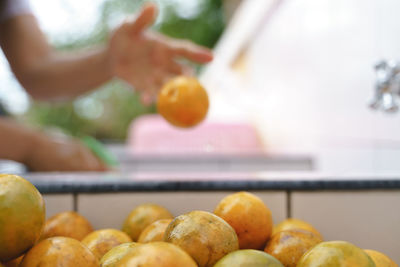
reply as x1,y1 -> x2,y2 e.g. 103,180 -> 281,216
25,132 -> 108,172
108,3 -> 213,105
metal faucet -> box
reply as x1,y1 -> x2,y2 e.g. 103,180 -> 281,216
370,60 -> 400,113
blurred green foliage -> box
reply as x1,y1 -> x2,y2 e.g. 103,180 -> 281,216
23,0 -> 225,141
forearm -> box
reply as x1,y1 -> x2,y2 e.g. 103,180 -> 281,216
0,118 -> 38,164
1,8 -> 213,103
0,14 -> 113,101
0,118 -> 107,172
19,47 -> 112,101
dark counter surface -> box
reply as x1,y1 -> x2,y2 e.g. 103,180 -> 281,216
16,145 -> 400,194
24,172 -> 400,194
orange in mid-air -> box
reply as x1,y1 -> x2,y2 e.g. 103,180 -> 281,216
157,76 -> 209,128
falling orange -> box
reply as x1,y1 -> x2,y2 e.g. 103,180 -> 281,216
157,76 -> 209,128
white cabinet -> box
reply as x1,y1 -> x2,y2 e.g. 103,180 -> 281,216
291,191 -> 400,263
76,191 -> 287,230
43,194 -> 74,218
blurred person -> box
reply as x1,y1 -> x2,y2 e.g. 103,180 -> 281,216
0,0 -> 213,172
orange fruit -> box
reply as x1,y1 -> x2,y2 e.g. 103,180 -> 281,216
3,255 -> 24,267
122,203 -> 173,241
116,241 -> 197,267
19,236 -> 98,267
100,242 -> 139,267
214,191 -> 273,249
0,174 -> 46,262
41,211 -> 93,241
157,76 -> 209,128
297,241 -> 375,267
273,218 -> 323,240
264,229 -> 322,267
164,210 -> 239,267
81,228 -> 132,260
137,219 -> 173,243
214,249 -> 284,267
364,249 -> 398,267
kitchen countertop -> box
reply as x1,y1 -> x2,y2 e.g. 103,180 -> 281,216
11,144 -> 400,194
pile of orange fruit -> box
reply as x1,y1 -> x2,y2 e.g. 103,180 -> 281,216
0,174 -> 398,267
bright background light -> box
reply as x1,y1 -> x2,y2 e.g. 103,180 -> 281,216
0,0 -> 106,115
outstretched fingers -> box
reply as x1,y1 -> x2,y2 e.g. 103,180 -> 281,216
127,2 -> 158,36
169,39 -> 213,64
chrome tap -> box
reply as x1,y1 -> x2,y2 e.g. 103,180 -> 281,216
370,60 -> 400,113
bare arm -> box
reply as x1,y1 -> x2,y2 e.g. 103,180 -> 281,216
0,117 -> 36,163
0,3 -> 213,172
0,4 -> 213,102
0,14 -> 112,101
0,118 -> 107,171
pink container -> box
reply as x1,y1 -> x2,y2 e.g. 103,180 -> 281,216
127,114 -> 265,155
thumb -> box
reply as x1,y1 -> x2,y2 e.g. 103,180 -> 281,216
128,3 -> 158,35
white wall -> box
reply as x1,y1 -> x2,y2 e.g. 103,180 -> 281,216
204,0 -> 400,172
